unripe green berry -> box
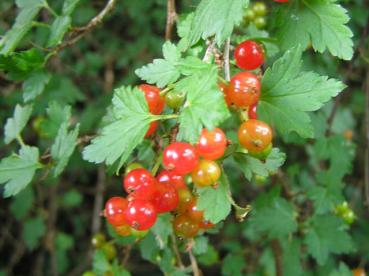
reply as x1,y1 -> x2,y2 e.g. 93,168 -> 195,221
101,243 -> 117,261
91,233 -> 106,248
165,92 -> 185,110
125,162 -> 143,175
253,2 -> 267,16
254,16 -> 266,29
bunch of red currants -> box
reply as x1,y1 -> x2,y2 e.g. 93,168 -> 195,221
104,39 -> 274,239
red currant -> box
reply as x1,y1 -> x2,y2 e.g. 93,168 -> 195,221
219,82 -> 232,107
173,214 -> 200,238
105,197 -> 128,227
248,103 -> 258,120
238,119 -> 272,153
187,199 -> 204,222
199,220 -> 214,230
127,182 -> 158,201
235,40 -> 265,70
157,170 -> 186,189
196,128 -> 227,160
139,84 -> 165,115
124,168 -> 156,193
124,200 -> 157,230
191,160 -> 221,187
274,0 -> 289,2
145,121 -> 159,138
162,142 -> 199,175
352,268 -> 366,276
151,183 -> 179,213
228,72 -> 261,108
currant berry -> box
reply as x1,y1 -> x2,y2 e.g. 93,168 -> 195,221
125,162 -> 143,175
234,40 -> 264,71
249,142 -> 272,160
176,187 -> 194,214
252,2 -> 267,16
187,199 -> 204,222
127,182 -> 158,201
196,128 -> 227,160
139,84 -> 165,115
352,268 -> 366,276
115,224 -> 132,236
162,142 -> 199,175
151,183 -> 179,213
101,243 -> 117,261
105,197 -> 128,227
91,233 -> 106,248
192,160 -> 221,187
254,16 -> 266,29
248,103 -> 258,120
274,0 -> 289,2
124,200 -> 157,230
238,119 -> 272,153
157,170 -> 186,189
124,168 -> 156,193
173,214 -> 200,238
145,121 -> 159,138
165,92 -> 185,110
219,82 -> 232,106
228,72 -> 261,108
199,220 -> 215,230
244,9 -> 255,21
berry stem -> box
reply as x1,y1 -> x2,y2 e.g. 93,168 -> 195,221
159,85 -> 174,96
156,114 -> 179,120
151,154 -> 162,175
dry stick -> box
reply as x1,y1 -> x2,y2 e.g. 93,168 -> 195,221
224,38 -> 231,82
188,248 -> 201,276
364,70 -> 369,209
165,0 -> 178,40
271,239 -> 283,276
92,166 -> 106,234
51,0 -> 117,55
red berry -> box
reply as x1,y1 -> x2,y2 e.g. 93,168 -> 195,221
219,82 -> 232,106
127,182 -> 158,201
124,168 -> 156,193
274,0 -> 289,2
192,160 -> 221,187
145,121 -> 159,138
228,72 -> 261,108
187,199 -> 204,222
139,84 -> 165,115
151,183 -> 179,213
157,170 -> 186,189
162,142 -> 199,175
196,128 -> 227,160
248,103 -> 258,119
238,119 -> 272,153
173,214 -> 200,238
124,200 -> 157,230
234,40 -> 265,70
105,197 -> 128,227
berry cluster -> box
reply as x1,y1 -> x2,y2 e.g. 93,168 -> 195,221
103,37 -> 275,239
243,2 -> 268,29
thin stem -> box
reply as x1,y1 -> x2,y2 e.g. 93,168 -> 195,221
203,39 -> 216,62
271,239 -> 283,276
16,135 -> 25,147
224,38 -> 231,82
157,114 -> 179,120
188,247 -> 200,276
364,69 -> 369,209
44,2 -> 58,17
152,154 -> 163,175
32,21 -> 50,28
165,0 -> 178,40
159,85 -> 174,96
171,234 -> 185,268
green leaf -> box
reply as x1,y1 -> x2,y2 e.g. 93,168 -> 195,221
282,239 -> 303,276
51,122 -> 79,177
151,214 -> 173,249
62,0 -> 81,15
259,46 -> 345,138
304,215 -> 354,265
275,0 -> 353,60
329,262 -> 352,276
0,49 -> 45,80
93,249 -> 111,275
193,236 -> 209,255
60,189 -> 82,208
47,15 -> 72,47
188,0 -> 249,46
40,102 -> 72,139
0,1 -> 44,55
307,184 -> 343,215
177,68 -> 230,143
233,148 -> 286,180
251,197 -> 297,238
221,253 -> 245,276
23,70 -> 51,102
10,185 -> 34,220
4,104 -> 33,144
139,232 -> 160,262
83,86 -> 157,171
197,174 -> 231,224
135,42 -> 181,88
177,13 -> 195,51
23,215 -> 45,250
0,146 -> 41,197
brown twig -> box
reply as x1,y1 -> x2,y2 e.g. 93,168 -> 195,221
271,239 -> 283,276
91,166 -> 106,234
165,0 -> 178,40
188,247 -> 201,276
51,0 -> 117,55
223,38 -> 231,82
45,184 -> 58,276
203,40 -> 216,62
325,93 -> 341,136
364,69 -> 369,209
122,244 -> 134,267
